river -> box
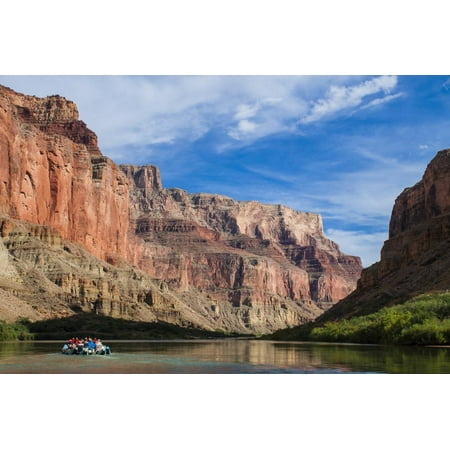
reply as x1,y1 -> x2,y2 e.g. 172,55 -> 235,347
0,339 -> 449,373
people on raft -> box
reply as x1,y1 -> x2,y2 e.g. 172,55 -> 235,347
62,337 -> 111,355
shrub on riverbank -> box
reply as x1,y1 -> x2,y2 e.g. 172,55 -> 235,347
270,293 -> 450,345
0,319 -> 34,341
309,293 -> 450,345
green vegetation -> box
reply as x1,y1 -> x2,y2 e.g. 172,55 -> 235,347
5,293 -> 450,345
0,319 -> 34,341
270,293 -> 450,345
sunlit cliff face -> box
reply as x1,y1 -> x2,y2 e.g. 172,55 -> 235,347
0,84 -> 362,333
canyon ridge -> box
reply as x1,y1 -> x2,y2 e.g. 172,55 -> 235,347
0,84 -> 362,334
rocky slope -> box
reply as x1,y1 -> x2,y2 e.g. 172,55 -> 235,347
317,148 -> 450,322
0,84 -> 362,333
0,214 -> 224,330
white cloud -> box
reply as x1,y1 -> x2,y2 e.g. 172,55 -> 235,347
228,119 -> 258,139
234,103 -> 260,120
233,98 -> 283,121
238,119 -> 257,132
227,96 -> 302,143
325,229 -> 388,267
0,75 -> 363,159
300,75 -> 398,124
0,75 -> 401,160
359,92 -> 403,110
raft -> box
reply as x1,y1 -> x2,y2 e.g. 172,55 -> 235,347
61,344 -> 112,355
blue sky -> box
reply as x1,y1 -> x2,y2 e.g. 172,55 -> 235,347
1,75 -> 450,266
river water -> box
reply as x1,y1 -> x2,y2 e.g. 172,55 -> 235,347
0,339 -> 449,373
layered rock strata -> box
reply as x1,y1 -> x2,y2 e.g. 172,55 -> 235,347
0,84 -> 362,333
319,149 -> 450,321
0,214 -> 221,329
122,165 -> 362,320
0,85 -> 129,263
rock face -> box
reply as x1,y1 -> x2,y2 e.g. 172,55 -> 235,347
0,84 -> 362,333
319,149 -> 450,321
0,85 -> 129,263
0,214 -> 225,330
122,166 -> 361,315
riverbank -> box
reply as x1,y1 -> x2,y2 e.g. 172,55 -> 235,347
5,292 -> 450,345
1,313 -> 245,341
267,293 -> 450,345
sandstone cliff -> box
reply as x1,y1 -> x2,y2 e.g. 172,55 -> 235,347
0,214 -> 224,330
0,84 -> 362,333
122,165 -> 361,318
318,149 -> 450,321
0,85 -> 129,263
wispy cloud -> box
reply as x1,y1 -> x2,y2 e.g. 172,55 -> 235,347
309,148 -> 424,226
300,75 -> 399,124
359,92 -> 403,110
234,103 -> 260,120
0,75 -> 312,157
0,75 -> 401,160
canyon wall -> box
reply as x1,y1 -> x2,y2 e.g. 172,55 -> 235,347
0,84 -> 362,333
318,149 -> 450,321
0,85 -> 129,263
122,165 -> 361,312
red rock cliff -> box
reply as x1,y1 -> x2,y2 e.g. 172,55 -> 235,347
361,149 -> 450,287
122,164 -> 362,318
319,149 -> 450,321
0,84 -> 362,333
0,85 -> 130,262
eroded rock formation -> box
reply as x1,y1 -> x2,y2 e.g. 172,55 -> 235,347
0,214 -> 223,329
122,166 -> 361,316
0,84 -> 362,333
318,149 -> 450,321
0,85 -> 129,263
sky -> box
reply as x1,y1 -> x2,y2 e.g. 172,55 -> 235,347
1,75 -> 450,266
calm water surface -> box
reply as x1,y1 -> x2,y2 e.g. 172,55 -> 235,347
0,339 -> 449,373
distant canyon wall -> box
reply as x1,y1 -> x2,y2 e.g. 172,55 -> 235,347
0,84 -> 362,333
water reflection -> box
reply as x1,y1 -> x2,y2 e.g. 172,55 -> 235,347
0,340 -> 449,373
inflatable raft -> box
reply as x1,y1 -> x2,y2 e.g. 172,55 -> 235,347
61,343 -> 112,355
